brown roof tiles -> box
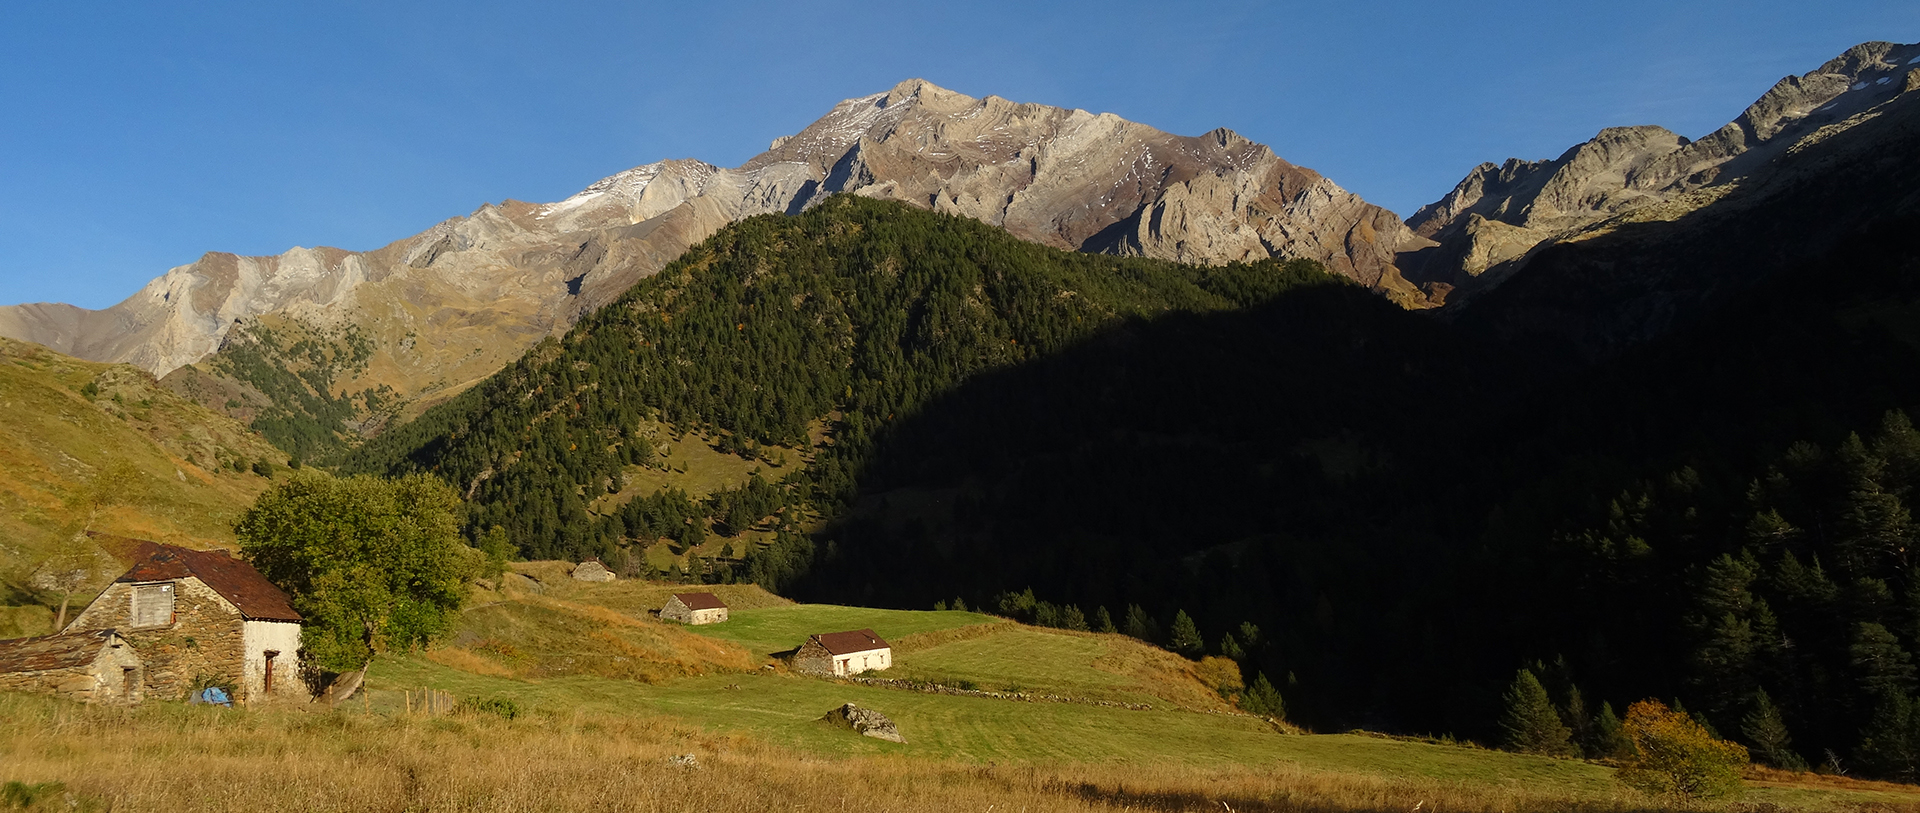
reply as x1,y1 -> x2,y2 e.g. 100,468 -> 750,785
811,629 -> 889,655
92,535 -> 302,623
672,592 -> 728,611
0,629 -> 130,673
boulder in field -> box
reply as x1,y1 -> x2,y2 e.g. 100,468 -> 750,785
821,702 -> 905,743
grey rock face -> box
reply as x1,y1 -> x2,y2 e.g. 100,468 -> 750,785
0,80 -> 1428,425
1408,40 -> 1920,305
821,702 -> 905,743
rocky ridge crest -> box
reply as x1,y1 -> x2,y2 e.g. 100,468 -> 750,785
0,80 -> 1427,442
1405,40 -> 1920,305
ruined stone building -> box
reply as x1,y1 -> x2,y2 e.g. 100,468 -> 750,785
659,592 -> 728,625
65,540 -> 305,703
792,629 -> 891,676
0,629 -> 143,704
570,558 -> 615,582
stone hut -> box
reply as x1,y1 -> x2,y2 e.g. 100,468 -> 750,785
660,592 -> 728,625
0,629 -> 143,704
571,558 -> 615,582
65,540 -> 304,703
792,629 -> 892,676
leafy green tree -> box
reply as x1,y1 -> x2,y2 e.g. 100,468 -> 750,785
476,525 -> 514,580
1501,669 -> 1577,756
234,472 -> 472,671
1617,700 -> 1748,798
1741,689 -> 1806,770
1168,610 -> 1204,659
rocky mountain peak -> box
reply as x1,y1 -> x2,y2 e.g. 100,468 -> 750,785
1403,39 -> 1920,305
1,78 -> 1430,445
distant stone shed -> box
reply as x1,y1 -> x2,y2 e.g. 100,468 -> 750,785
0,629 -> 143,704
660,592 -> 728,625
571,559 -> 615,582
792,629 -> 891,677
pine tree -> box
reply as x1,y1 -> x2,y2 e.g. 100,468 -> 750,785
1595,701 -> 1631,759
1093,606 -> 1117,634
1168,610 -> 1205,659
1242,672 -> 1285,719
1741,689 -> 1806,770
1124,604 -> 1159,643
1220,632 -> 1247,662
1858,692 -> 1920,781
1501,669 -> 1577,756
1852,622 -> 1917,700
1561,684 -> 1595,757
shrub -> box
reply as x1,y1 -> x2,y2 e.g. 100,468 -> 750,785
457,697 -> 522,720
1616,699 -> 1748,799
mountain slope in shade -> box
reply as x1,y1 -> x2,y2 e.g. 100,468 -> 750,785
1405,40 -> 1920,307
0,80 -> 1426,457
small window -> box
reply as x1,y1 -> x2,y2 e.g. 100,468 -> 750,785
131,583 -> 174,628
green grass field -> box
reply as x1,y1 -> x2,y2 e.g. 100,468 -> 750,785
359,652 -> 1920,812
678,603 -> 996,659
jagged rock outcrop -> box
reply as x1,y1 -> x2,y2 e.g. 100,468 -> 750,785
0,80 -> 1427,445
1407,40 -> 1920,306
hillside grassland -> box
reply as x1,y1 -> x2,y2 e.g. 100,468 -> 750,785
0,338 -> 285,636
10,576 -> 1920,811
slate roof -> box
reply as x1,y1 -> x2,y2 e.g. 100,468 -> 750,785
90,534 -> 303,623
671,592 -> 727,611
811,629 -> 889,655
0,629 -> 129,674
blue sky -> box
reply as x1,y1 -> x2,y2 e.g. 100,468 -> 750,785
2,1 -> 1915,309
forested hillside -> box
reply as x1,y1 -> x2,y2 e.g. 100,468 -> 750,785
347,195 -> 1920,777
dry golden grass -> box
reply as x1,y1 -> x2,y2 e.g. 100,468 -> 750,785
501,564 -> 794,613
0,692 -> 1772,813
434,591 -> 756,684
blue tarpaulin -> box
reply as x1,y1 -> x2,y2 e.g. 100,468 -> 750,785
191,687 -> 231,706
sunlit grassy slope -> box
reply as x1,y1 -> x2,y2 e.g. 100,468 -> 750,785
0,338 -> 285,635
335,576 -> 1920,811
9,566 -> 1920,810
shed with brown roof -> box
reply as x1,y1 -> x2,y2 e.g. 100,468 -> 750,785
0,629 -> 143,704
660,592 -> 728,625
792,629 -> 891,676
66,538 -> 303,703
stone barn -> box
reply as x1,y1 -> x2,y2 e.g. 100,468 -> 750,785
660,592 -> 728,625
792,629 -> 891,676
571,558 -> 615,582
0,629 -> 143,704
65,540 -> 305,703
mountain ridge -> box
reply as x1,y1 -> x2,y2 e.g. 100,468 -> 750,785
0,79 -> 1427,457
1405,40 -> 1920,307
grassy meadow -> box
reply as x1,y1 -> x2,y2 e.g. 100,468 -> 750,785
11,566 -> 1920,810
0,337 -> 285,637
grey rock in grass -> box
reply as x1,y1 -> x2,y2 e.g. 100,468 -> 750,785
821,702 -> 905,743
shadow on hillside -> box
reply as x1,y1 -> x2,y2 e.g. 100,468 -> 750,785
797,277 -> 1526,731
